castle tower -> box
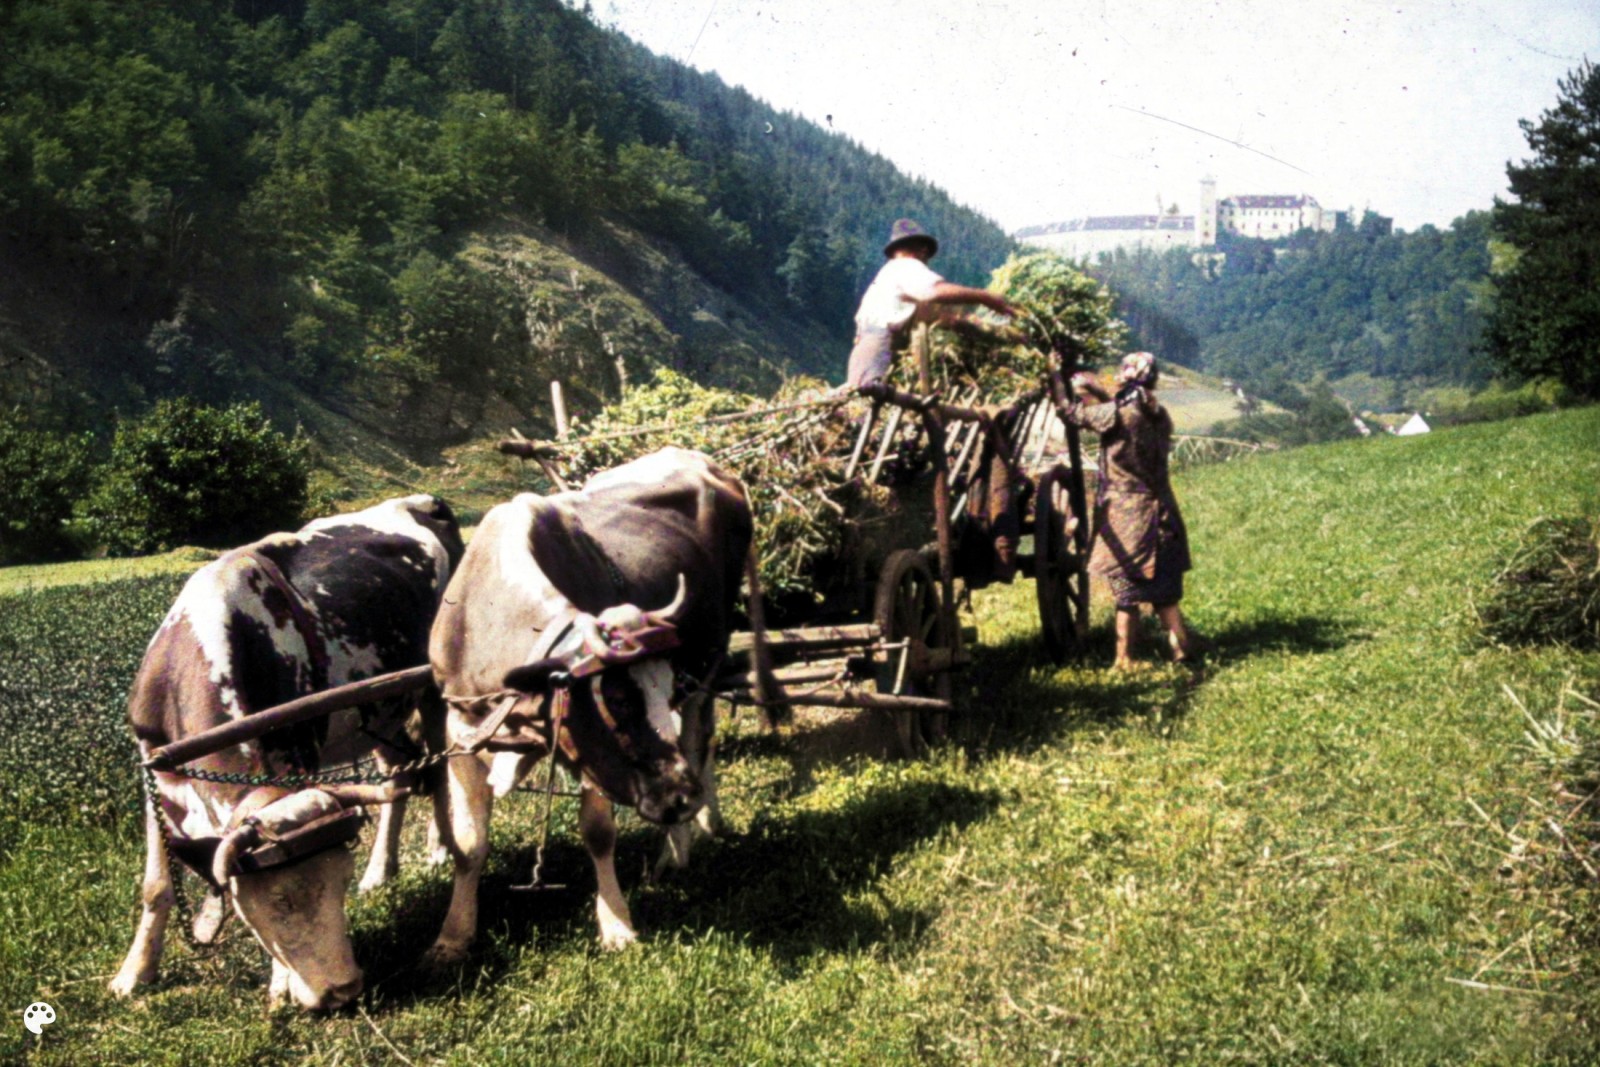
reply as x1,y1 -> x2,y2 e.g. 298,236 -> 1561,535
1199,176 -> 1218,247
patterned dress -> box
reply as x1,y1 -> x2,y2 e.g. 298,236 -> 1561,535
1061,386 -> 1192,607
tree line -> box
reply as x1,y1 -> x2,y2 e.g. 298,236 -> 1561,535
0,0 -> 1016,426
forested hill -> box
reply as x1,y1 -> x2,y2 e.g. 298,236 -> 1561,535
0,0 -> 1014,455
1090,213 -> 1497,409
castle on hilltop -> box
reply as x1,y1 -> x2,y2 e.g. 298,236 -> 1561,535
1015,178 -> 1363,259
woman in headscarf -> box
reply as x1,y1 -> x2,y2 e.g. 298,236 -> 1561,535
1062,352 -> 1202,670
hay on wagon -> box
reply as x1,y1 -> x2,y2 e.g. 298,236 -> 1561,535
546,252 -> 1127,605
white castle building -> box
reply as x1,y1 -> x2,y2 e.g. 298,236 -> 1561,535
1015,178 -> 1353,260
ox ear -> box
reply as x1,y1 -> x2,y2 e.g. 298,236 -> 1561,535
504,657 -> 568,693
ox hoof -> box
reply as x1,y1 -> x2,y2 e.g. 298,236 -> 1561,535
420,941 -> 470,973
108,969 -> 151,998
356,871 -> 391,894
598,927 -> 639,952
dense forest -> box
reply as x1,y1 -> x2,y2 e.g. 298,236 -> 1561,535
1090,213 -> 1498,410
0,0 -> 1015,443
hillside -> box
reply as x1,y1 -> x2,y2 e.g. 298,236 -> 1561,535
1090,214 -> 1498,411
3,406 -> 1596,1064
0,0 -> 1015,465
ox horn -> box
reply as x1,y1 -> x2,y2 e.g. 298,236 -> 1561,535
317,783 -> 412,807
646,574 -> 689,625
211,820 -> 262,887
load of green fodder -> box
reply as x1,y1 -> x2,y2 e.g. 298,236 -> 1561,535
560,369 -> 897,603
553,254 -> 1126,603
1476,516 -> 1600,650
884,251 -> 1128,403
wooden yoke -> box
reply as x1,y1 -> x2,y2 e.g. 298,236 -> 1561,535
143,666 -> 435,771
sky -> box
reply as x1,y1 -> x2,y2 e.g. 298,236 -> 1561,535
594,0 -> 1596,234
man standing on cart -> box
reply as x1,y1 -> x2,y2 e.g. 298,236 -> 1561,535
1063,351 -> 1204,671
846,218 -> 1020,389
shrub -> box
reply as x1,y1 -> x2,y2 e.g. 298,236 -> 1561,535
1477,516 -> 1600,650
0,416 -> 97,564
1212,381 -> 1359,447
1428,377 -> 1578,427
79,399 -> 309,556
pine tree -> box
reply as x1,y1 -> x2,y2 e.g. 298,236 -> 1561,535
1486,60 -> 1600,399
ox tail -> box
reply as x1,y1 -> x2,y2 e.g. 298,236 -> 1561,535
743,540 -> 788,727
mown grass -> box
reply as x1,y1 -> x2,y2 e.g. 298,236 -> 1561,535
2,406 -> 1597,1065
0,550 -> 211,597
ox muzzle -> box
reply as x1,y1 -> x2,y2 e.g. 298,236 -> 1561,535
204,785 -> 407,1012
500,576 -> 704,825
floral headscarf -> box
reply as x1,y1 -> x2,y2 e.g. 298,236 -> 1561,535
1117,351 -> 1159,390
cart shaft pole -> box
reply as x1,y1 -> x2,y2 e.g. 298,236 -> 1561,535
915,323 -> 958,739
143,665 -> 435,771
724,689 -> 955,714
726,624 -> 881,659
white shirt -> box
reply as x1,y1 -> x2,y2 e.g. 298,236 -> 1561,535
854,257 -> 944,333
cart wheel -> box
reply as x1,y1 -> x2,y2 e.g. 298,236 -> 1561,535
874,549 -> 948,757
1034,464 -> 1090,662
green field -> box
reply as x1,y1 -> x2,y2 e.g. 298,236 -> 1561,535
2,407 -> 1597,1065
1144,363 -> 1264,435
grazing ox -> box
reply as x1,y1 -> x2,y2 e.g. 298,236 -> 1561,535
109,495 -> 464,1011
425,447 -> 751,963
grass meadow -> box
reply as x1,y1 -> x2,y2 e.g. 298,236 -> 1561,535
2,406 -> 1597,1065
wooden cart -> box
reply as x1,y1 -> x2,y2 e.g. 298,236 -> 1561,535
503,322 -> 1095,756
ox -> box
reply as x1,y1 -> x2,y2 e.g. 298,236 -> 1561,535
109,495 -> 464,1011
424,447 -> 752,963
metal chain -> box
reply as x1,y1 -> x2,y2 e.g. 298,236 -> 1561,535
140,764 -> 205,951
155,744 -> 463,789
514,690 -> 569,892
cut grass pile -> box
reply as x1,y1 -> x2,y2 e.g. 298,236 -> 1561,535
1476,515 -> 1600,651
0,406 -> 1596,1065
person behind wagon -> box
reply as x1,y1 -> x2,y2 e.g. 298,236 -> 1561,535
846,218 -> 1020,389
1063,351 -> 1204,670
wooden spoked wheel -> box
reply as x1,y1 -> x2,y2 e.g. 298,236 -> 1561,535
873,548 -> 949,756
1034,464 -> 1091,662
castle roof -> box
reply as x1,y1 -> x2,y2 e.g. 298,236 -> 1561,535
1223,194 -> 1318,209
1014,214 -> 1195,237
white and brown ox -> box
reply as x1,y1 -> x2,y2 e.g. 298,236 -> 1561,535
109,495 -> 464,1011
424,447 -> 752,963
